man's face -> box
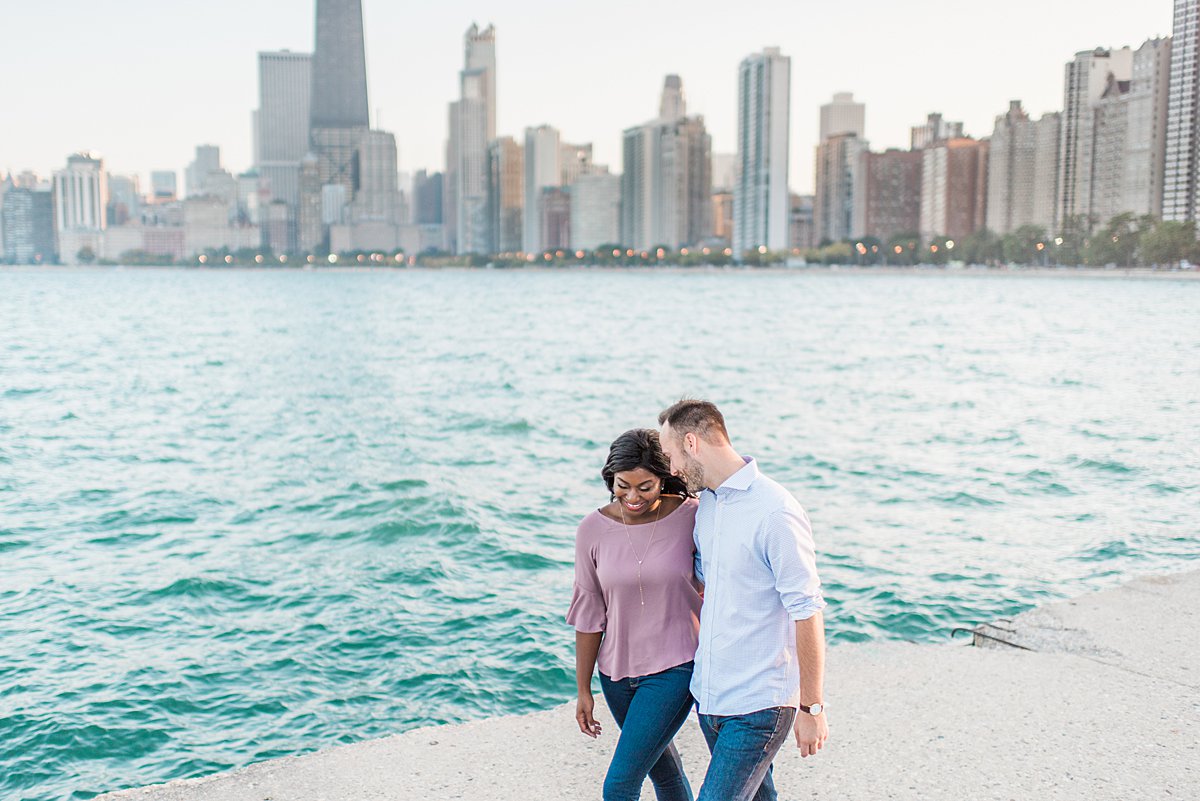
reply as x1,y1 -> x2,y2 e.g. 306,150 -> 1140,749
660,423 -> 706,493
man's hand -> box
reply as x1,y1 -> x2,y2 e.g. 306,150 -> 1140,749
793,711 -> 828,757
576,694 -> 602,738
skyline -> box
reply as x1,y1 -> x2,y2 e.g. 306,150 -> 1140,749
0,1 -> 1173,192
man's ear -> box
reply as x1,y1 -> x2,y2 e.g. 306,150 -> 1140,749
684,432 -> 699,455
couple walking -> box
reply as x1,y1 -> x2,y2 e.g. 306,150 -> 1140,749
568,399 -> 828,801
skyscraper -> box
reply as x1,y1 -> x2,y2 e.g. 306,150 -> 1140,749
860,149 -> 922,243
734,48 -> 791,256
1164,0 -> 1199,223
53,153 -> 107,264
2,186 -> 56,264
310,0 -> 370,228
911,113 -> 964,150
814,132 -> 867,243
814,92 -> 867,244
523,125 -> 561,254
449,23 -> 497,254
310,0 -> 369,130
1058,47 -> 1134,229
487,137 -> 523,253
621,75 -> 713,251
986,101 -> 1060,236
257,50 -> 312,237
820,92 -> 865,140
919,138 -> 989,244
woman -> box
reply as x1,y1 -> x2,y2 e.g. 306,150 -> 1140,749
567,428 -> 702,801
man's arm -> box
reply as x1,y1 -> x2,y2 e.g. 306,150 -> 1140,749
793,612 -> 829,757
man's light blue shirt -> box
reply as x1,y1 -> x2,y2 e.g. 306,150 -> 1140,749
691,457 -> 825,716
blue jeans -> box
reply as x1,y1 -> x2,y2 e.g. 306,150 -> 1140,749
599,661 -> 696,801
696,706 -> 796,801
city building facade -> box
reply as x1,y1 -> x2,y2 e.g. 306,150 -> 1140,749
734,48 -> 791,255
1164,0 -> 1200,222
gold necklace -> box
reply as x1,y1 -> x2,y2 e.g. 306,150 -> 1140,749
619,504 -> 661,607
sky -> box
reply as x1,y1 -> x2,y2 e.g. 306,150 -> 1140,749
0,0 -> 1174,194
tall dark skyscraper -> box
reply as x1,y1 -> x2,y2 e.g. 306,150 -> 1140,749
308,0 -> 371,246
310,0 -> 369,129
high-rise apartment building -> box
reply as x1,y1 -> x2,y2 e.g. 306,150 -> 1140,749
734,48 -> 791,255
571,172 -> 621,251
487,136 -> 523,253
1058,47 -> 1134,228
911,113 -> 964,150
449,23 -> 497,254
919,138 -> 989,243
256,49 -> 312,236
621,76 -> 712,251
986,101 -> 1061,235
1123,38 -> 1172,219
820,92 -> 865,140
2,186 -> 56,263
1164,0 -> 1199,223
523,125 -> 561,254
1086,38 -> 1173,226
351,130 -> 401,224
814,132 -> 867,243
53,153 -> 107,263
789,193 -> 815,251
860,149 -> 922,242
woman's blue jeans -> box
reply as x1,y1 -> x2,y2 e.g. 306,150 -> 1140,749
598,661 -> 696,801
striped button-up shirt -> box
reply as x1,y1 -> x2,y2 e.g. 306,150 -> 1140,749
691,457 -> 825,715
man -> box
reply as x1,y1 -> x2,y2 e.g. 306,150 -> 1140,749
658,399 -> 828,801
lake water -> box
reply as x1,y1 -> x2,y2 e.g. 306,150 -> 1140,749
2,267 -> 1197,800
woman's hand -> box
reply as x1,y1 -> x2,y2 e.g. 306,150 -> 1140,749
576,694 -> 602,738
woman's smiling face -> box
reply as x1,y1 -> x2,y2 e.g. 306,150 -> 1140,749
612,467 -> 663,520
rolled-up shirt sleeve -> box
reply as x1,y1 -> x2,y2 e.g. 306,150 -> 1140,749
565,531 -> 607,633
762,506 -> 826,621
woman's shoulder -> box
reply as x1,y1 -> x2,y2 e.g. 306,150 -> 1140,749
675,496 -> 699,518
576,508 -> 615,541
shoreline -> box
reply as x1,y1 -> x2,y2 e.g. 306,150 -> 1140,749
3,263 -> 1200,280
95,568 -> 1199,800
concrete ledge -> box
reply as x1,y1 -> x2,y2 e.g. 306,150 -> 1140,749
97,570 -> 1200,800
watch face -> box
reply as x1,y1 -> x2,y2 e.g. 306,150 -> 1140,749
809,703 -> 823,716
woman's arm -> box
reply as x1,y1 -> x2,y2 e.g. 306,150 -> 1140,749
575,631 -> 604,737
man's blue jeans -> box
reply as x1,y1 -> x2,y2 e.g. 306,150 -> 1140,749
598,661 -> 696,801
696,706 -> 796,801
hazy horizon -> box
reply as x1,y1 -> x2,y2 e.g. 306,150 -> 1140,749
0,0 -> 1173,193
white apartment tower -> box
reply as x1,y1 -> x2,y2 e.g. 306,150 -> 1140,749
820,92 -> 865,140
450,23 -> 497,254
523,125 -> 561,254
987,101 -> 1061,235
53,153 -> 107,264
256,50 -> 312,211
1164,0 -> 1200,222
1058,47 -> 1134,229
734,48 -> 791,256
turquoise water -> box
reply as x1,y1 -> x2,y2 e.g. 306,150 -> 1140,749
1,267 -> 1198,800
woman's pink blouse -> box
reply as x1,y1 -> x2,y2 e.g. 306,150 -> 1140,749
566,498 -> 701,681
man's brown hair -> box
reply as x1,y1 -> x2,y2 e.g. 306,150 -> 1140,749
658,398 -> 730,444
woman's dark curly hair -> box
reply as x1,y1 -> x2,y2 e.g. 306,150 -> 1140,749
601,428 -> 690,499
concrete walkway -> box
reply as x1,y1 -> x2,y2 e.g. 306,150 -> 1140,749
97,570 -> 1199,800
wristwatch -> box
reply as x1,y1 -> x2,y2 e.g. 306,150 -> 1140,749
798,702 -> 824,716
